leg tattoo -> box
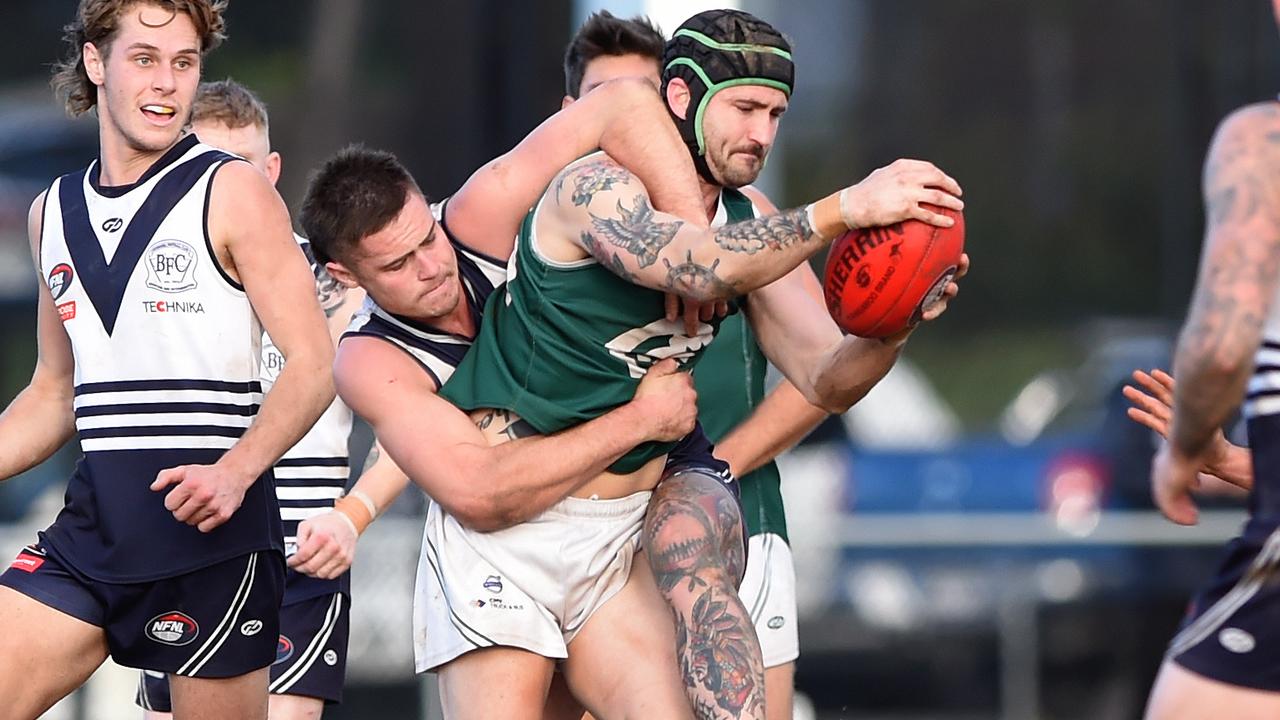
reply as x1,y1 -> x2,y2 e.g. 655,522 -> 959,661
646,472 -> 764,720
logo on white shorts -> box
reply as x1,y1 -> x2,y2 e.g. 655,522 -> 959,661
1219,627 -> 1256,654
483,575 -> 503,594
323,650 -> 338,666
145,611 -> 200,646
241,619 -> 263,636
767,616 -> 786,630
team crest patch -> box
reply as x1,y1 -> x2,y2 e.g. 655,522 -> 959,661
47,263 -> 74,300
145,239 -> 198,293
145,611 -> 199,646
274,635 -> 294,665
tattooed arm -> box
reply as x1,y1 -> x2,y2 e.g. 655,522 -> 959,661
537,154 -> 963,303
1154,103 -> 1280,524
444,77 -> 705,260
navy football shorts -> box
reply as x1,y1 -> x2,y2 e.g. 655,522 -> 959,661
136,589 -> 349,709
1166,517 -> 1280,690
1,541 -> 284,678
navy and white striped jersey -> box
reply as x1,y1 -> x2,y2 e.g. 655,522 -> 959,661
342,206 -> 507,388
37,135 -> 283,582
263,237 -> 355,602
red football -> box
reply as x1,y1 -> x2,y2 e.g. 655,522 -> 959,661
822,206 -> 965,338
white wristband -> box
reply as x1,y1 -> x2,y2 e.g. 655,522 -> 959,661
838,187 -> 857,229
348,489 -> 378,519
332,508 -> 359,537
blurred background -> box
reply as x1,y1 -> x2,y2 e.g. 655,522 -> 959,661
2,0 -> 1278,718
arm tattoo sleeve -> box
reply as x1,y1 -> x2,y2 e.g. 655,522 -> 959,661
588,195 -> 683,267
555,159 -> 634,207
713,206 -> 813,254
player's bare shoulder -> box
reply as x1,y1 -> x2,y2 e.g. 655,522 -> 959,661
27,190 -> 49,257
1204,102 -> 1280,216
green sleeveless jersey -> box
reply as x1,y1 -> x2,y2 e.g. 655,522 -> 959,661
694,311 -> 788,543
440,178 -> 756,473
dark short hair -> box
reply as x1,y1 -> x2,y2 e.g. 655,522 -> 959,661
300,146 -> 425,265
563,10 -> 664,98
52,0 -> 227,117
192,78 -> 268,131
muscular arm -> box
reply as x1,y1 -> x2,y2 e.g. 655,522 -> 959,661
0,193 -> 77,479
335,337 -> 689,532
715,379 -> 827,478
1170,104 -> 1280,461
445,77 -> 706,259
210,162 -> 335,484
538,156 -> 961,303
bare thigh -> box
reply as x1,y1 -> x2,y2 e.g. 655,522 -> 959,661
169,668 -> 269,720
764,663 -> 794,720
436,646 -> 555,720
0,584 -> 108,720
1145,659 -> 1280,720
269,692 -> 325,720
560,553 -> 692,720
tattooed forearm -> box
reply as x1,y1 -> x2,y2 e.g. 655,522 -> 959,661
713,206 -> 813,254
588,195 -> 683,267
556,159 -> 633,207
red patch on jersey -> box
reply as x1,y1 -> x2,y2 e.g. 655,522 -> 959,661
9,553 -> 44,573
57,301 -> 76,322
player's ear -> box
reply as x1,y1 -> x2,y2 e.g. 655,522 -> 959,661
665,78 -> 691,121
561,94 -> 575,110
325,261 -> 359,289
83,42 -> 106,87
264,151 -> 282,187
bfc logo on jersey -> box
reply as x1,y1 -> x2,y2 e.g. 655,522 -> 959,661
47,263 -> 74,301
145,239 -> 198,293
274,635 -> 294,665
144,611 -> 199,646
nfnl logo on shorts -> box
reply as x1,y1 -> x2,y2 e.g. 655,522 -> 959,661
145,240 -> 198,293
145,611 -> 199,646
483,575 -> 503,594
47,263 -> 74,300
9,552 -> 44,573
274,635 -> 294,665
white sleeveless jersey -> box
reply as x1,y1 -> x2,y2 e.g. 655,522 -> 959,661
43,137 -> 262,450
38,135 -> 283,582
261,236 -> 354,557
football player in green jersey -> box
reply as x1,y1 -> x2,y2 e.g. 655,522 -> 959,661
550,10 -> 967,720
441,9 -> 965,719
